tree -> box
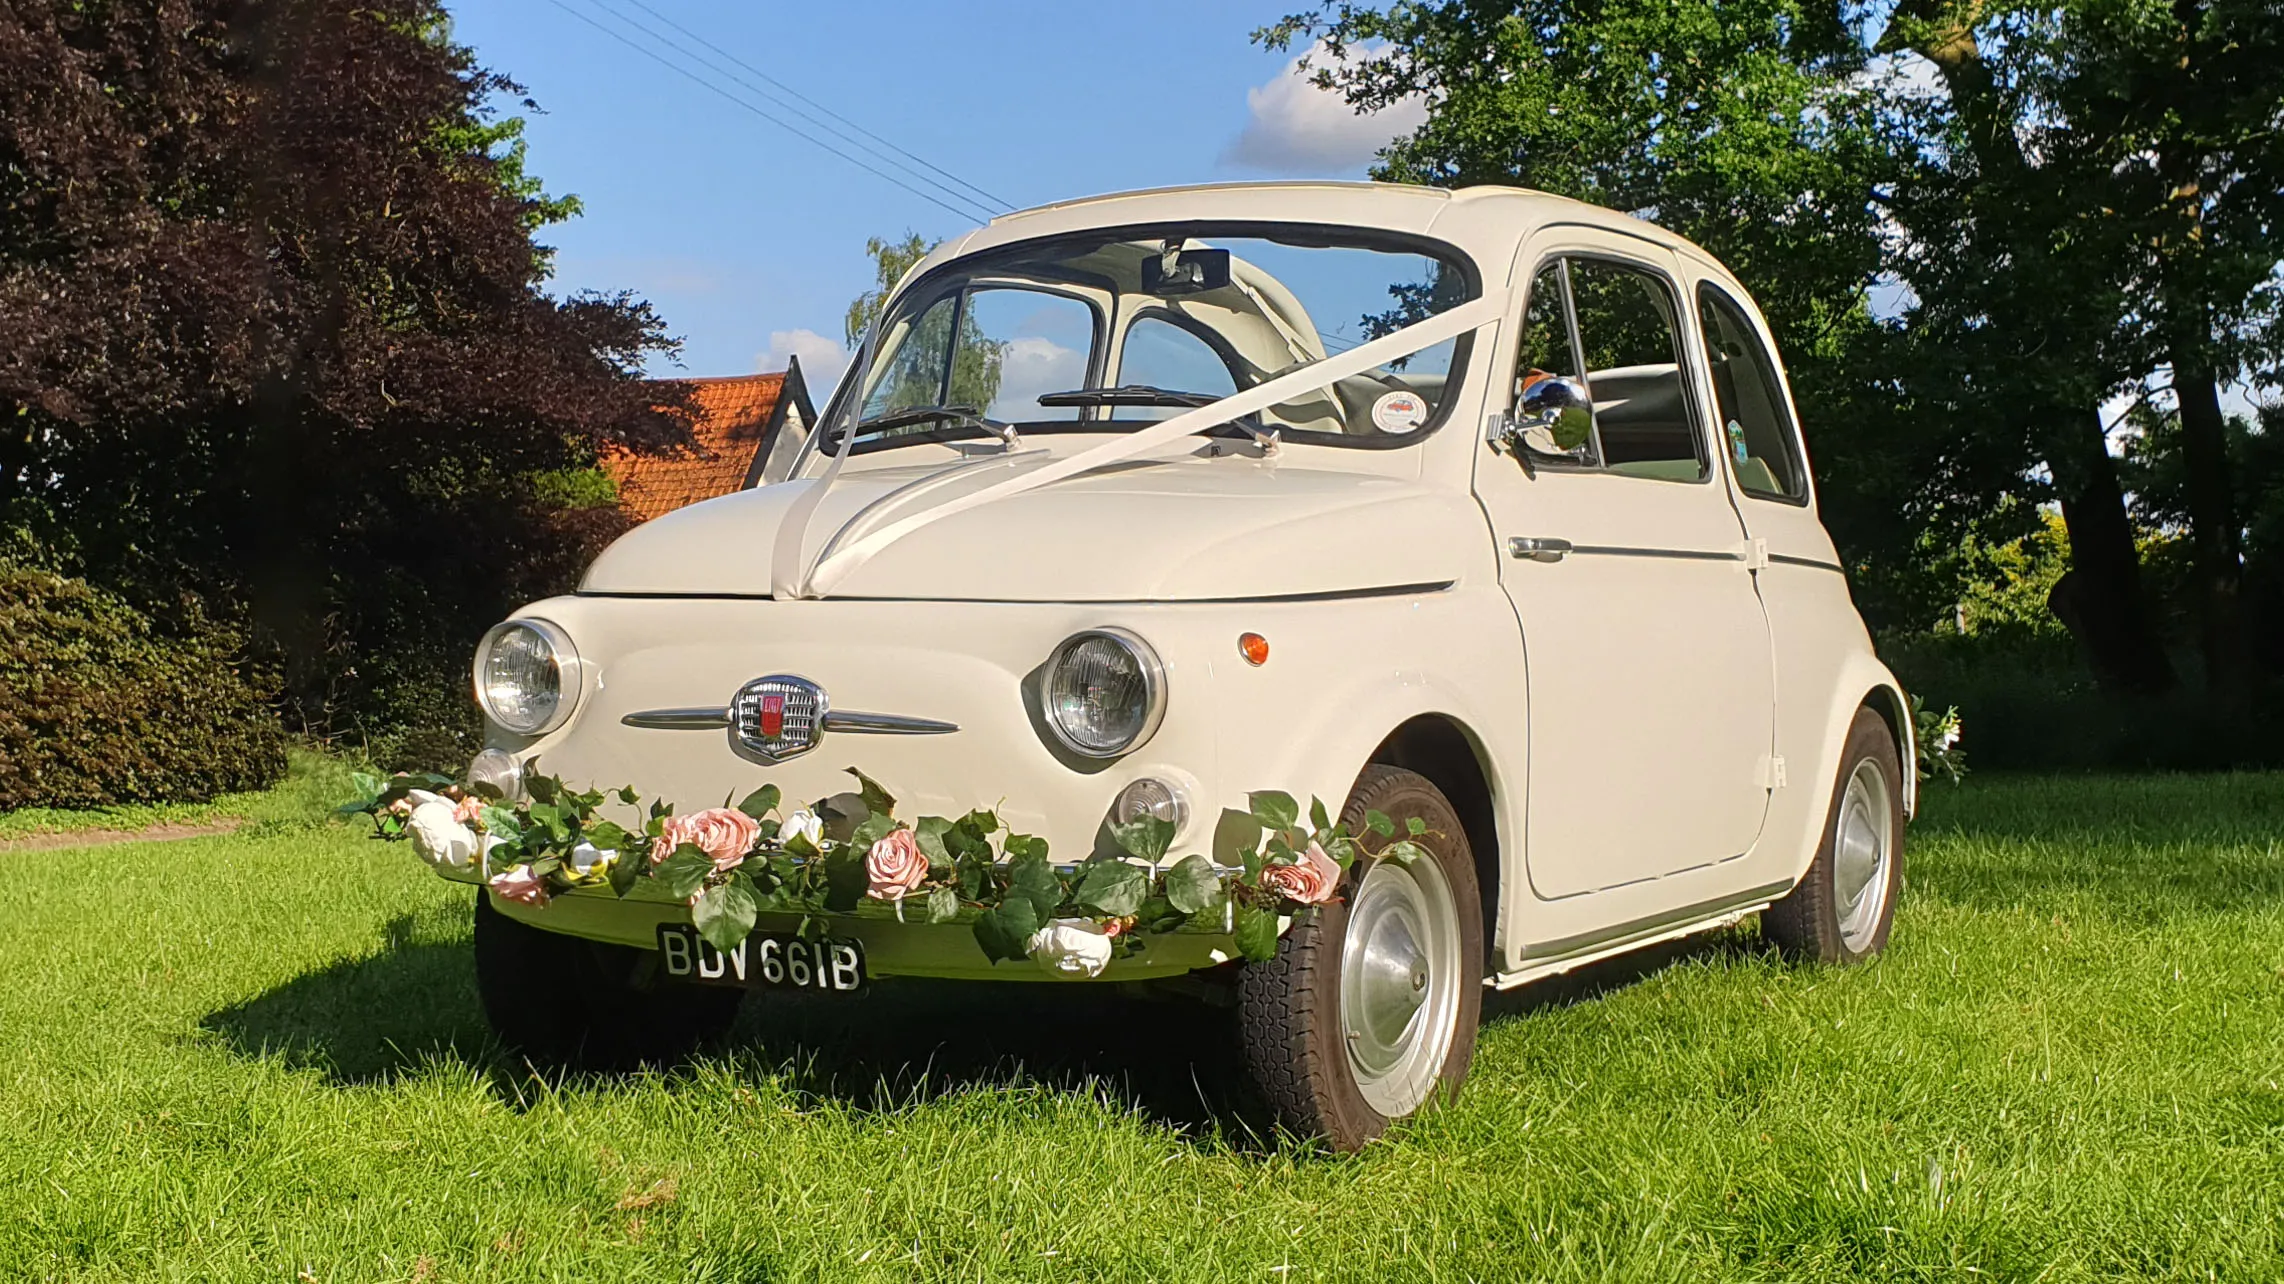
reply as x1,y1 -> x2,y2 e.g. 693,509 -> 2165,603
2030,0 -> 2284,692
845,232 -> 936,345
842,232 -> 1004,417
0,1 -> 692,737
1264,1 -> 2284,694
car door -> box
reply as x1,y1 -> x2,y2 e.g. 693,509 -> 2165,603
1475,232 -> 1776,899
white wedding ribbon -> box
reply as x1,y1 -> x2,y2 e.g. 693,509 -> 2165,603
791,290 -> 1507,599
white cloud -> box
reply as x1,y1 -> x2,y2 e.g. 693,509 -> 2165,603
755,327 -> 850,395
1222,42 -> 1428,176
988,336 -> 1087,420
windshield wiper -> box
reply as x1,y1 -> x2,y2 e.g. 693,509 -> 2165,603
1034,386 -> 1267,436
1035,385 -> 1220,408
847,404 -> 1019,450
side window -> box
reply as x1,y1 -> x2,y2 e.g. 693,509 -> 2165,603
1564,258 -> 1705,481
1698,286 -> 1806,500
1111,315 -> 1240,421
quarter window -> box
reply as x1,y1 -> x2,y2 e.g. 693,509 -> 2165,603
1697,286 -> 1806,500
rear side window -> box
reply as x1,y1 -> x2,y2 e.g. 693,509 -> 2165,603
1698,286 -> 1807,501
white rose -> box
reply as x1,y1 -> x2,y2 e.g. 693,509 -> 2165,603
1940,725 -> 1961,750
563,840 -> 615,885
1025,918 -> 1115,979
406,801 -> 479,870
783,809 -> 826,849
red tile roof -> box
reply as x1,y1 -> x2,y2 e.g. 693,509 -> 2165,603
605,373 -> 791,522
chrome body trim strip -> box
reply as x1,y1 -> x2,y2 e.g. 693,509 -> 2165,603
620,707 -> 731,730
1768,552 -> 1846,573
1568,544 -> 1745,563
622,707 -> 958,735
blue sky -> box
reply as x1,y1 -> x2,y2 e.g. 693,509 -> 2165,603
445,1 -> 1427,386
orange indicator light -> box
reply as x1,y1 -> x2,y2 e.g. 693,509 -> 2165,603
1238,632 -> 1270,666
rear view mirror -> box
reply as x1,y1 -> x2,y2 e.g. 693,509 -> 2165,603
1142,247 -> 1232,295
1518,375 -> 1595,457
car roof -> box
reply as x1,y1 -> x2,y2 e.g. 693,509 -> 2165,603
903,181 -> 1717,285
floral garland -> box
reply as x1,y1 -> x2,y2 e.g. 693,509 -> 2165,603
1911,695 -> 1967,785
342,767 -> 1431,978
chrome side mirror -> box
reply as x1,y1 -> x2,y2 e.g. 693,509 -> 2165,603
1517,376 -> 1594,456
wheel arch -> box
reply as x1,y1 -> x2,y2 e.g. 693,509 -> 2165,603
1858,678 -> 1917,819
1362,714 -> 1503,966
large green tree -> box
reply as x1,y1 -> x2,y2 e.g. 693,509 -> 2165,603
1267,0 -> 2284,695
0,1 -> 692,737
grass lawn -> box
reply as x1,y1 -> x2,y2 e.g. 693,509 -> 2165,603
0,768 -> 2278,1281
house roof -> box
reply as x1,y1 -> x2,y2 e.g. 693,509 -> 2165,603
605,364 -> 815,521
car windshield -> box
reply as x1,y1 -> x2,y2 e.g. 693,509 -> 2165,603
821,225 -> 1478,453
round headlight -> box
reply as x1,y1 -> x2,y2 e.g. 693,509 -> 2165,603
474,619 -> 579,736
1042,628 -> 1165,758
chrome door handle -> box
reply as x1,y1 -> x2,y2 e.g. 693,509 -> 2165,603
1508,537 -> 1573,563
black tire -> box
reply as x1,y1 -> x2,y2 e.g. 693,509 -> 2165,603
1237,765 -> 1485,1152
473,892 -> 743,1071
1762,705 -> 1906,964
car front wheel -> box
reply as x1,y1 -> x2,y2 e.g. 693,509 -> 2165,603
1236,765 -> 1485,1151
472,892 -> 743,1070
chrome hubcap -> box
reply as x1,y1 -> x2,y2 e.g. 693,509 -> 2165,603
1833,758 -> 1894,953
1340,853 -> 1462,1117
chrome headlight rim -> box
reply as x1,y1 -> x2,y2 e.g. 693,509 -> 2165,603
1041,626 -> 1167,760
473,617 -> 581,737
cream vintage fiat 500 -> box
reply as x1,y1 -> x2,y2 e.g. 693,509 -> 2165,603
412,182 -> 1913,1151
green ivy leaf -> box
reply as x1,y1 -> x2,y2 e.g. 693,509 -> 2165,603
924,885 -> 960,924
606,845 -> 643,899
616,786 -> 641,806
849,811 -> 897,850
1163,853 -> 1224,915
955,854 -> 990,902
1074,859 -> 1147,917
692,875 -> 759,955
1407,816 -> 1428,837
845,767 -> 897,818
821,843 -> 870,912
817,792 -> 871,843
1363,809 -> 1396,838
972,897 -> 1042,964
1135,894 -> 1187,933
482,805 -> 523,844
653,844 -> 713,901
1248,790 -> 1300,834
1233,902 -> 1280,963
914,816 -> 955,869
1109,816 -> 1176,864
1006,843 -> 1063,919
526,774 -> 558,805
734,784 -> 781,820
960,808 -> 1001,835
1378,839 -> 1427,867
1309,796 -> 1331,833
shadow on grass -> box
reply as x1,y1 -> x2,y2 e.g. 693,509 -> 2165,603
201,896 -> 1759,1150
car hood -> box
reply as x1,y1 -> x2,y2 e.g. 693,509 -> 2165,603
579,454 -> 1479,602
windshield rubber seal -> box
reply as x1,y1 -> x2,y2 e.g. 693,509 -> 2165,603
815,219 -> 1483,459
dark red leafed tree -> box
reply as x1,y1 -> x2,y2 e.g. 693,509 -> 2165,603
0,0 -> 691,737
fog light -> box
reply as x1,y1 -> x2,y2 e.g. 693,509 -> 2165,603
466,747 -> 525,802
1112,777 -> 1188,830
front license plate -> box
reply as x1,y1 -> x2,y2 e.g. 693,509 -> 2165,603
656,925 -> 867,992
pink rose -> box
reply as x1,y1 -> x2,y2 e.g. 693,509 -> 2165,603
453,794 -> 489,826
864,828 -> 929,900
1259,841 -> 1341,905
489,864 -> 553,908
651,807 -> 762,872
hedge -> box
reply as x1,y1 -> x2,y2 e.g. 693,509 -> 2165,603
0,566 -> 286,810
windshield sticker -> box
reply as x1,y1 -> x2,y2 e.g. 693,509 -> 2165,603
1372,390 -> 1427,433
